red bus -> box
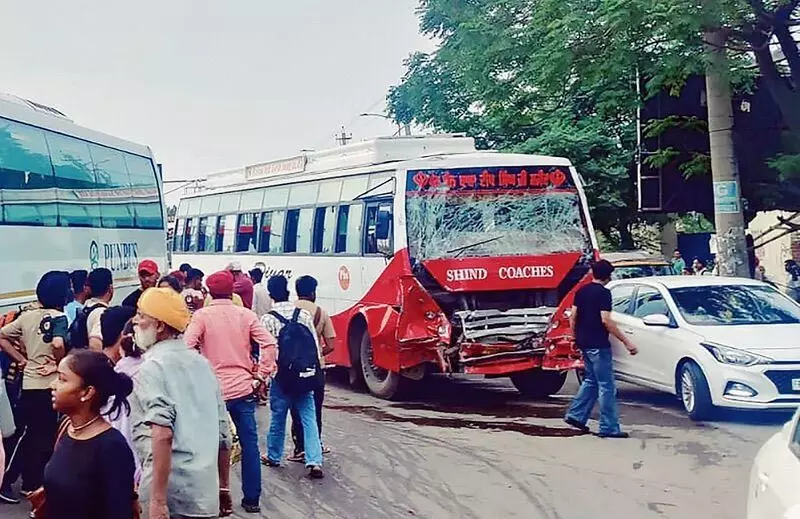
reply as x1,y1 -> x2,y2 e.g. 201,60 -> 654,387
173,135 -> 598,398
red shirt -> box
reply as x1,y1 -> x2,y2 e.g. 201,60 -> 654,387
232,273 -> 254,309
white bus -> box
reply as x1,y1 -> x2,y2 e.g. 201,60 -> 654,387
0,93 -> 167,310
173,135 -> 599,399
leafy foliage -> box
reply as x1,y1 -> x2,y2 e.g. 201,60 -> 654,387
389,0 -> 800,245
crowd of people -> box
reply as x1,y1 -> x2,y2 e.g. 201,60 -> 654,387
0,258 -> 336,517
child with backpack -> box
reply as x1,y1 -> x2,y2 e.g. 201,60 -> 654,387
259,275 -> 324,479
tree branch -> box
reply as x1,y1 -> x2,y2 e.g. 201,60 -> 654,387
774,23 -> 800,85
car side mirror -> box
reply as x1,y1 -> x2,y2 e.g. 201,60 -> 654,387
642,314 -> 671,327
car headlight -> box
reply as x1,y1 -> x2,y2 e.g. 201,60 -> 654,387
701,342 -> 773,366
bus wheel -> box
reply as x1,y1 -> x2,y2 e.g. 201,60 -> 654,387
510,369 -> 567,399
359,330 -> 402,400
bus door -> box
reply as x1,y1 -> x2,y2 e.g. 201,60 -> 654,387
362,198 -> 394,296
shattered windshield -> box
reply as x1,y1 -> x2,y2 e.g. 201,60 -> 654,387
405,166 -> 590,261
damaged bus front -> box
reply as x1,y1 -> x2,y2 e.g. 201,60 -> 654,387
395,157 -> 598,397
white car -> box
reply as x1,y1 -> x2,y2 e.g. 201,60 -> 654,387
606,276 -> 800,420
747,408 -> 800,518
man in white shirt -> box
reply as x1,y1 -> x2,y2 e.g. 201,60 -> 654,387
85,268 -> 113,351
248,268 -> 271,319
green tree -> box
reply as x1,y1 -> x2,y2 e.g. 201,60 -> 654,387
389,0 -> 800,248
388,0 -> 655,248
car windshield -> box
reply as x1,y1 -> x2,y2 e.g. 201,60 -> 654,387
611,264 -> 673,280
669,284 -> 800,326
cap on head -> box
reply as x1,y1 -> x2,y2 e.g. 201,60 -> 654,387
207,271 -> 235,297
227,261 -> 243,273
137,287 -> 191,333
138,259 -> 159,276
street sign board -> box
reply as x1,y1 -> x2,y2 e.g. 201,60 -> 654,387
713,181 -> 741,214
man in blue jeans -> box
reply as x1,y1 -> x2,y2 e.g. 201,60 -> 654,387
564,260 -> 638,438
259,275 -> 324,479
185,271 -> 277,514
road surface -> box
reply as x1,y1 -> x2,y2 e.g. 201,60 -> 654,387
2,373 -> 790,518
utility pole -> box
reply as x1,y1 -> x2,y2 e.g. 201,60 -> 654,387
703,9 -> 750,277
335,126 -> 352,146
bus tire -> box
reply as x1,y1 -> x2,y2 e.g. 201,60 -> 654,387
510,369 -> 567,398
359,329 -> 402,400
347,320 -> 367,391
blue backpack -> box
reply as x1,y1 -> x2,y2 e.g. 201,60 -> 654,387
270,309 -> 322,395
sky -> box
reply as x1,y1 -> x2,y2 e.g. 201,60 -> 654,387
1,0 -> 433,191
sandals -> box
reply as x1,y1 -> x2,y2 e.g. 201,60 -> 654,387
260,454 -> 281,467
287,451 -> 305,463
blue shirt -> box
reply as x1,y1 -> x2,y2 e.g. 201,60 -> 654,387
64,300 -> 83,326
129,339 -> 231,517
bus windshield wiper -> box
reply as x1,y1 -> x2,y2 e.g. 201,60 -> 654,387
447,236 -> 503,258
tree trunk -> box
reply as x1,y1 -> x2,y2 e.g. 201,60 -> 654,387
704,27 -> 750,277
617,220 -> 635,250
751,33 -> 800,133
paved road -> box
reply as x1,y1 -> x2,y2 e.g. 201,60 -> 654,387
2,373 -> 792,518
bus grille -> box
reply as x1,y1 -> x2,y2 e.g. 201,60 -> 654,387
453,307 -> 555,342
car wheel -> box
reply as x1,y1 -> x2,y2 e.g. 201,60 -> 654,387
359,329 -> 403,400
679,361 -> 714,421
510,369 -> 568,398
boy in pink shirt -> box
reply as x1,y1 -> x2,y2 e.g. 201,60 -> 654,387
184,271 -> 276,515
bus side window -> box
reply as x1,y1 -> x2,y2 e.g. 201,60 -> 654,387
0,118 -> 58,227
89,144 -> 134,229
258,211 -> 273,253
269,211 -> 286,254
236,213 -> 258,253
214,215 -> 225,252
125,154 -> 164,230
347,204 -> 363,254
174,218 -> 185,252
284,209 -> 300,253
312,207 -> 336,254
197,216 -> 211,252
222,214 -> 237,253
365,202 -> 393,255
334,206 -> 349,253
284,208 -> 313,254
334,204 -> 363,254
48,132 -> 102,228
184,218 -> 197,252
312,207 -> 326,253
